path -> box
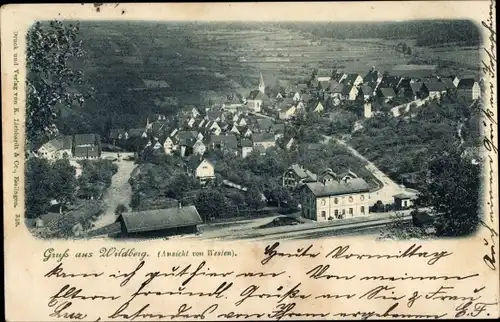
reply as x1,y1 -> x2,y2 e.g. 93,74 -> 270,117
323,135 -> 407,203
88,152 -> 137,231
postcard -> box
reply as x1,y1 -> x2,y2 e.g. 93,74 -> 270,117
2,2 -> 499,321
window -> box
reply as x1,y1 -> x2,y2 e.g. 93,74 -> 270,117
321,211 -> 326,218
360,195 -> 365,201
321,199 -> 326,206
334,210 -> 339,217
349,208 -> 353,215
342,209 -> 346,215
348,196 -> 354,203
361,206 -> 365,214
334,198 -> 339,204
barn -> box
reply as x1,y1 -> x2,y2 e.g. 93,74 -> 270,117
114,205 -> 203,238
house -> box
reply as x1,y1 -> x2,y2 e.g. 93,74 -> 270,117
363,68 -> 380,85
318,168 -> 337,185
338,170 -> 358,181
74,134 -> 100,159
393,193 -> 417,210
37,135 -> 73,160
205,111 -> 223,122
256,118 -> 273,132
109,129 -> 127,144
240,139 -> 254,158
440,77 -> 457,91
318,80 -> 330,91
236,116 -> 247,127
309,101 -> 324,113
222,93 -> 244,112
114,205 -> 202,238
301,93 -> 313,103
409,82 -> 424,100
152,140 -> 163,150
422,81 -> 447,99
192,139 -> 206,156
230,124 -> 240,135
457,78 -> 481,101
186,157 -> 215,183
301,178 -> 371,221
285,137 -> 296,151
163,137 -> 175,155
254,145 -> 267,156
451,76 -> 460,87
247,90 -> 269,113
316,68 -> 333,82
290,88 -> 302,102
377,87 -> 396,101
343,85 -> 359,101
210,134 -> 238,154
150,121 -> 170,138
360,83 -> 374,98
253,132 -> 276,150
279,105 -> 296,120
282,164 -> 317,190
379,75 -> 402,90
242,127 -> 253,138
341,73 -> 363,87
146,114 -> 167,128
272,123 -> 285,135
329,81 -> 344,97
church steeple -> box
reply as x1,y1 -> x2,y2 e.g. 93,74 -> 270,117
258,72 -> 265,93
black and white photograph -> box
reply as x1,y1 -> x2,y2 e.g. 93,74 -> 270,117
24,18 -> 485,241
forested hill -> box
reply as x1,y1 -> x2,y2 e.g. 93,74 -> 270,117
279,20 -> 482,46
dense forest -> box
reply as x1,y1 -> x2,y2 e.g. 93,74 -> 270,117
280,20 -> 482,46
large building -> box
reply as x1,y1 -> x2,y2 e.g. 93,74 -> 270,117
113,205 -> 203,238
301,177 -> 372,221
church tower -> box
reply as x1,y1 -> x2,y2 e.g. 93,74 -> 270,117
258,72 -> 265,94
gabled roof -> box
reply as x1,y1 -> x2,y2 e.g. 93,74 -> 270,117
319,80 -> 330,90
330,81 -> 344,93
210,134 -> 238,149
128,128 -> 146,138
457,78 -> 477,89
206,111 -> 222,120
301,93 -> 313,102
272,123 -> 285,133
74,133 -> 98,146
288,164 -> 316,180
109,129 -> 125,139
341,73 -> 361,85
40,135 -> 73,152
305,178 -> 370,197
253,132 -> 275,143
240,139 -> 253,148
120,205 -> 202,233
360,85 -> 373,95
440,78 -> 456,90
257,118 -> 273,130
247,90 -> 269,100
423,81 -> 447,92
377,87 -> 396,98
379,76 -> 401,88
363,69 -> 379,83
342,85 -> 353,95
410,82 -> 423,94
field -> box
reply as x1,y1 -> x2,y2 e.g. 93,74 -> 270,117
61,21 -> 481,134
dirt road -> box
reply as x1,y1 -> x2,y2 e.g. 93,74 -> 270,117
88,153 -> 137,231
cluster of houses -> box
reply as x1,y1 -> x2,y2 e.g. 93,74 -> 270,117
239,67 -> 481,122
36,133 -> 101,160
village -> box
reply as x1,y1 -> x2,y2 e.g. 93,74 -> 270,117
29,63 -> 481,240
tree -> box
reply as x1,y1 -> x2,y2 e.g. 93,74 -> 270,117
51,159 -> 77,213
115,204 -> 128,216
26,20 -> 89,148
194,190 -> 230,221
418,149 -> 480,236
25,158 -> 53,218
245,187 -> 266,211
